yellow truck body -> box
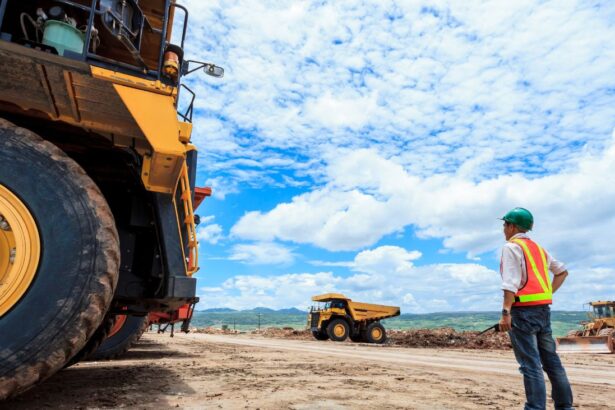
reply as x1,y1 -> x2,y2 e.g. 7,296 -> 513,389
309,293 -> 400,343
0,0 -> 221,398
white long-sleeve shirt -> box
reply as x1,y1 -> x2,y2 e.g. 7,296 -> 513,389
500,233 -> 567,293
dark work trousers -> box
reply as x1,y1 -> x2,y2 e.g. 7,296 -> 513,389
509,305 -> 574,410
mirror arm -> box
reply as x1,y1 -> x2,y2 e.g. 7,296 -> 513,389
183,59 -> 224,77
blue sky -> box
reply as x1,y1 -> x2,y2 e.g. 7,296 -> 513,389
181,0 -> 615,312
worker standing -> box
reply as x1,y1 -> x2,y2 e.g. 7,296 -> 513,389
498,208 -> 574,410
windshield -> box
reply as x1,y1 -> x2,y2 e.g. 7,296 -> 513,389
311,302 -> 330,311
312,300 -> 345,310
593,305 -> 615,318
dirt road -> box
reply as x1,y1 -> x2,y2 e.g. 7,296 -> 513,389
4,332 -> 615,409
189,333 -> 615,386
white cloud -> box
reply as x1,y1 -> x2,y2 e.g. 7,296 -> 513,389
197,263 -> 502,313
203,176 -> 239,200
232,133 -> 615,270
354,246 -> 422,274
303,91 -> 382,129
552,267 -> 615,310
198,245 -> 502,312
229,242 -> 295,265
196,218 -> 224,245
403,293 -> 416,304
183,0 -> 615,191
449,263 -> 496,285
200,271 -> 342,310
198,252 -> 615,312
313,245 -> 422,275
198,243 -> 615,311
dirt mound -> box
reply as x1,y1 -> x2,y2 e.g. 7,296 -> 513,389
253,326 -> 511,349
192,327 -> 240,335
253,327 -> 312,340
388,327 -> 511,350
193,326 -> 511,350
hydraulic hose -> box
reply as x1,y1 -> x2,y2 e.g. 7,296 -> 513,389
20,13 -> 40,43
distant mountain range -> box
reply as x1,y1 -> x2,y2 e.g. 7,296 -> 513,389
190,310 -> 586,336
198,307 -> 307,314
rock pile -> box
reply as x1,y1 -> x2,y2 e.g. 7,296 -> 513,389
388,327 -> 511,349
193,326 -> 512,350
192,326 -> 240,335
253,327 -> 311,339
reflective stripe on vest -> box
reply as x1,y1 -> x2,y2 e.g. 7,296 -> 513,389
510,238 -> 552,306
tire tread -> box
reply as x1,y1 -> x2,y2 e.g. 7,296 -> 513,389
0,119 -> 119,399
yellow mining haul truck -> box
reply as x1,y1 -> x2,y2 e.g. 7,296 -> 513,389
309,293 -> 400,344
557,301 -> 615,354
0,0 -> 222,399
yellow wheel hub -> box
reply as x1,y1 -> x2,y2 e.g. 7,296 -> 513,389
0,185 -> 40,317
334,324 -> 346,337
371,328 -> 382,340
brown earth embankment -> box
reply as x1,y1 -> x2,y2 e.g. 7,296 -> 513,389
193,326 -> 512,349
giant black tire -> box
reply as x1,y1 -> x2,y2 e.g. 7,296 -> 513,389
63,313 -> 117,368
363,322 -> 386,344
312,330 -> 329,341
88,315 -> 148,361
326,318 -> 350,342
0,119 -> 119,399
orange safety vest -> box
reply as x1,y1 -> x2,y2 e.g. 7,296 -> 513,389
508,238 -> 553,307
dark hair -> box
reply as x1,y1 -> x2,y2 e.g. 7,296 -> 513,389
504,220 -> 528,233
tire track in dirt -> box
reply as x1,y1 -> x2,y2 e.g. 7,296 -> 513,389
186,334 -> 615,386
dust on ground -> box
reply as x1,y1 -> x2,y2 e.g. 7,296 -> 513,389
4,329 -> 614,409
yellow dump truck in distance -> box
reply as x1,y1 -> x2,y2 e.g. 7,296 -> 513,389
309,293 -> 400,343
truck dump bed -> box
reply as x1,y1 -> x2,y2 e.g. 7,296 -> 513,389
347,301 -> 401,321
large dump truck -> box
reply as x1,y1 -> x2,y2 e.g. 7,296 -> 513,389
557,300 -> 615,354
309,293 -> 400,344
0,0 -> 221,399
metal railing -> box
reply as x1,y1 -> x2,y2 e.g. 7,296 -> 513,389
0,0 -> 188,82
176,162 -> 198,276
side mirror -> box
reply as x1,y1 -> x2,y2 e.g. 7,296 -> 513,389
204,64 -> 224,78
183,60 -> 224,78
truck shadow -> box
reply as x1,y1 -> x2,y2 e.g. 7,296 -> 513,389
92,337 -> 199,361
118,345 -> 198,360
3,347 -> 196,409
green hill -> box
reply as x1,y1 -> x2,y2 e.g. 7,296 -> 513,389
190,310 -> 587,336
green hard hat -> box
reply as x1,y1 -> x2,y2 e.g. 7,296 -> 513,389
501,207 -> 534,230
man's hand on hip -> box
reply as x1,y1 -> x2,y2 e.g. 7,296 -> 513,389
499,314 -> 512,332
